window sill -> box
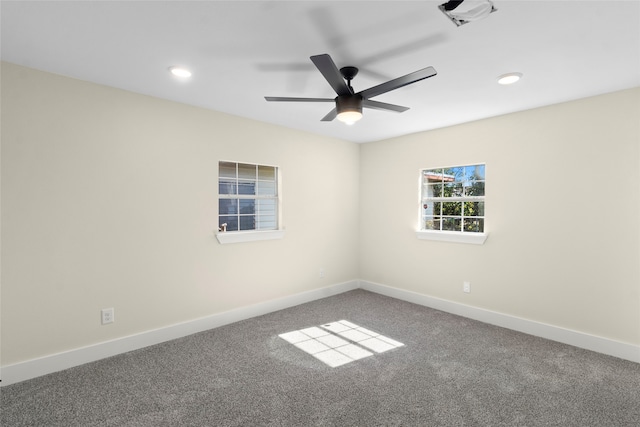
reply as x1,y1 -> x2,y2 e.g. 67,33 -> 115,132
216,230 -> 285,245
415,230 -> 488,245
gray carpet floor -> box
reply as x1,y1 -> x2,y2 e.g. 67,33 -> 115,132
2,289 -> 639,426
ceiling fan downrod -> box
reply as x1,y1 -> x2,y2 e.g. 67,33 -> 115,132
340,66 -> 359,92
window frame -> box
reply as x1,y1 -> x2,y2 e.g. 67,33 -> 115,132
216,161 -> 284,245
416,163 -> 488,245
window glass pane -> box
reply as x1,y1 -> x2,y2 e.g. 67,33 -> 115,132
219,162 -> 236,178
257,199 -> 277,214
442,169 -> 456,184
451,166 -> 465,183
432,202 -> 442,215
467,164 -> 485,181
219,199 -> 238,215
219,216 -> 238,231
239,199 -> 255,215
464,201 -> 484,216
463,165 -> 473,182
423,169 -> 443,183
238,181 -> 256,195
256,215 -> 277,230
258,165 -> 276,181
257,198 -> 276,230
239,215 -> 255,230
238,163 -> 256,180
442,202 -> 461,216
423,183 -> 440,198
257,181 -> 276,196
444,182 -> 463,197
219,180 -> 237,195
428,183 -> 443,197
442,217 -> 461,231
465,181 -> 485,197
464,218 -> 484,232
422,201 -> 435,216
424,217 -> 441,230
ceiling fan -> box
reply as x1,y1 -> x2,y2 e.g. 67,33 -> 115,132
265,54 -> 437,125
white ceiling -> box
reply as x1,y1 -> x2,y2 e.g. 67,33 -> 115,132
2,1 -> 639,143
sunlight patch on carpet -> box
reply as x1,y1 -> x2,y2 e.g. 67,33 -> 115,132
279,320 -> 404,367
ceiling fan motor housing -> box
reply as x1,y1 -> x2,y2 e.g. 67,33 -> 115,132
336,94 -> 363,114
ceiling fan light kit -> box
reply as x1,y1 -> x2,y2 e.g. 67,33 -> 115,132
438,0 -> 497,27
336,95 -> 363,125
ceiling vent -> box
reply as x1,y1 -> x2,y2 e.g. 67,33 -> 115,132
438,0 -> 497,26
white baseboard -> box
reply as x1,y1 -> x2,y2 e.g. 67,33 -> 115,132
360,280 -> 640,364
3,279 -> 637,386
0,280 -> 359,386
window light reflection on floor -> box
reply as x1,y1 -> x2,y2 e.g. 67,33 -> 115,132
278,320 -> 404,367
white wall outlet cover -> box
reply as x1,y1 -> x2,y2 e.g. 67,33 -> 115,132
101,308 -> 115,324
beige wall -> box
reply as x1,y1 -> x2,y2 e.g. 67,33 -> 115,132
1,63 -> 360,365
2,62 -> 638,368
359,87 -> 640,346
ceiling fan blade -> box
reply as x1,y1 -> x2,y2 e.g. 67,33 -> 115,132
358,66 -> 437,99
321,108 -> 337,121
310,54 -> 353,96
265,96 -> 334,102
362,99 -> 409,113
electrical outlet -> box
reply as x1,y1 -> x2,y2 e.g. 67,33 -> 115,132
319,268 -> 325,278
101,308 -> 115,325
463,281 -> 471,293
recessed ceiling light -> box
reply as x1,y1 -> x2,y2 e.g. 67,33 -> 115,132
169,66 -> 192,78
497,72 -> 522,85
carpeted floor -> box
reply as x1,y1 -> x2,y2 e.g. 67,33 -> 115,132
2,289 -> 639,426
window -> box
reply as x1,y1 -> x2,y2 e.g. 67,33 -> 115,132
419,164 -> 486,243
218,161 -> 278,232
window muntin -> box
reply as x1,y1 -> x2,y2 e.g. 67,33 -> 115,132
219,161 -> 278,232
421,164 -> 485,233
